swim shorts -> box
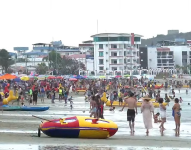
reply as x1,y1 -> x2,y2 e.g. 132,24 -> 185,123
119,98 -> 123,102
127,109 -> 135,122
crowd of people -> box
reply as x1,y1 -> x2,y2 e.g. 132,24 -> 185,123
0,76 -> 186,136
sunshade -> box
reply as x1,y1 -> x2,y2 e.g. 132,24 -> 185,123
48,76 -> 56,79
69,78 -> 77,81
20,76 -> 30,81
124,74 -> 130,77
115,75 -> 122,78
0,74 -> 17,80
56,76 -> 63,79
99,76 -> 106,79
13,78 -> 21,82
74,75 -> 85,79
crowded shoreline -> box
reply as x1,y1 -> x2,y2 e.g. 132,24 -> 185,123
0,74 -> 190,149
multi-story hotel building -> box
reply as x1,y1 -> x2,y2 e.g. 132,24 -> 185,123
91,33 -> 142,75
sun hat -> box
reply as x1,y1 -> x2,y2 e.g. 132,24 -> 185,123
142,95 -> 151,101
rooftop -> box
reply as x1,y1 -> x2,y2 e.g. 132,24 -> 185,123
32,43 -> 52,45
91,33 -> 143,37
22,51 -> 48,56
67,54 -> 86,59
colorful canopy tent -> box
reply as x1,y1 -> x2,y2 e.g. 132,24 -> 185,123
74,75 -> 85,79
0,74 -> 17,80
56,76 -> 63,79
115,75 -> 122,78
69,78 -> 77,81
20,76 -> 30,81
48,76 -> 56,80
13,78 -> 21,82
99,76 -> 106,79
124,74 -> 130,77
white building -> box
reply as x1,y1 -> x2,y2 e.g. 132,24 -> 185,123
147,46 -> 191,70
79,40 -> 94,54
91,33 -> 142,75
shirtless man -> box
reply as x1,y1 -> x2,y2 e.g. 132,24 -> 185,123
120,92 -> 137,133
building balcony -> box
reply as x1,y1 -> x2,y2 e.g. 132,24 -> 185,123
109,56 -> 123,57
109,48 -> 123,50
109,63 -> 124,65
157,55 -> 173,59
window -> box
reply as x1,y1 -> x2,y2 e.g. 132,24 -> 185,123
112,67 -> 117,70
109,37 -> 118,41
99,51 -> 104,57
157,59 -> 161,63
99,67 -> 104,70
119,59 -> 123,63
99,44 -> 103,49
111,44 -> 117,49
182,51 -> 187,55
124,51 -> 126,56
134,37 -> 140,42
99,59 -> 104,64
111,52 -> 117,56
111,59 -> 117,64
119,44 -> 123,49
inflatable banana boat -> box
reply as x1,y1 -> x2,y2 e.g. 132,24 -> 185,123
2,90 -> 18,105
101,94 -> 167,107
104,100 -> 167,107
39,116 -> 118,139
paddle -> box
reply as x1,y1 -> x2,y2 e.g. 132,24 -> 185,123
32,115 -> 54,122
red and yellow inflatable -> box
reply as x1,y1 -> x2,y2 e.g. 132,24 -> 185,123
39,116 -> 118,139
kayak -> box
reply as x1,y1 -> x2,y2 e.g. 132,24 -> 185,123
1,105 -> 49,111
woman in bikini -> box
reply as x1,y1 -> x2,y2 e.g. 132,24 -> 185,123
172,98 -> 181,135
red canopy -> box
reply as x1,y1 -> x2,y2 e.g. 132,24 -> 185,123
47,76 -> 56,79
0,74 -> 17,80
69,78 -> 77,81
56,76 -> 63,79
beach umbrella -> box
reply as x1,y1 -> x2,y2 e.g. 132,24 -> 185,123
74,75 -> 85,79
69,78 -> 77,81
13,78 -> 21,82
0,74 -> 17,80
48,76 -> 56,80
115,75 -> 122,78
17,74 -> 27,77
56,76 -> 63,79
20,76 -> 30,81
124,74 -> 130,77
99,76 -> 106,79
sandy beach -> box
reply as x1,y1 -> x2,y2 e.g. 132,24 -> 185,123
0,89 -> 191,149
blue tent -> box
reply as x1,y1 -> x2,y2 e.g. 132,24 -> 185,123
74,75 -> 85,79
13,78 -> 21,82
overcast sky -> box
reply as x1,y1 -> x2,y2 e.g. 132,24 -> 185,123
0,0 -> 190,51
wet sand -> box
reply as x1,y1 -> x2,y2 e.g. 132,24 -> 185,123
0,89 -> 191,149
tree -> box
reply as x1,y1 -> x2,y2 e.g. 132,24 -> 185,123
58,56 -> 86,75
43,51 -> 62,69
0,49 -> 14,73
36,63 -> 48,74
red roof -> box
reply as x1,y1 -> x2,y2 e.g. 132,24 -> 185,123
157,47 -> 170,51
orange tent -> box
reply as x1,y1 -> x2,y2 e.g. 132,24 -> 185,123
0,74 -> 17,80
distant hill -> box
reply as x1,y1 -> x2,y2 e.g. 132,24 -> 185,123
141,32 -> 191,46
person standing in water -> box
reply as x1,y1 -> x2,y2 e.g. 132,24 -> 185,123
172,98 -> 181,136
158,98 -> 166,131
120,92 -> 137,133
